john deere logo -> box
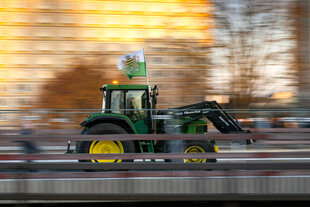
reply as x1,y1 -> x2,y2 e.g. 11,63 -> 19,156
121,55 -> 139,74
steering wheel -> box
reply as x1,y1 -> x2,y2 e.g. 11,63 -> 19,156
130,112 -> 139,122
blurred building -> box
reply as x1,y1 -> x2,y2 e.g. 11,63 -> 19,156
145,38 -> 212,108
0,0 -> 213,126
295,0 -> 310,112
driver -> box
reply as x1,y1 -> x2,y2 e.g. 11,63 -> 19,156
126,94 -> 140,121
127,94 -> 136,109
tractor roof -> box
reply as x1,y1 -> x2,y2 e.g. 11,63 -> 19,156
102,84 -> 149,90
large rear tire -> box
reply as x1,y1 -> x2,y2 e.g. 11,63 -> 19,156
165,140 -> 216,163
76,123 -> 135,163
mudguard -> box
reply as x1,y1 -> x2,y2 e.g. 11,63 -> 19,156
81,113 -> 137,134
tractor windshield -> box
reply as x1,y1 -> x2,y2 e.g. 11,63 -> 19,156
110,90 -> 124,114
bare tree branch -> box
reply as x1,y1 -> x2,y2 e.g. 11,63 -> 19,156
212,0 -> 295,108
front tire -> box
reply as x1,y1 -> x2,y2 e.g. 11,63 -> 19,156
76,123 -> 135,163
165,140 -> 216,163
183,140 -> 216,163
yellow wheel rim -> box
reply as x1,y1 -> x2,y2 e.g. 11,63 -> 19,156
184,145 -> 206,163
89,141 -> 124,163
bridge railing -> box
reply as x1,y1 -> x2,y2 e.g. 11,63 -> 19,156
0,129 -> 309,178
0,129 -> 310,202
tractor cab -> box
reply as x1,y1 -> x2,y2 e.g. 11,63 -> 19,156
100,84 -> 155,123
81,83 -> 158,135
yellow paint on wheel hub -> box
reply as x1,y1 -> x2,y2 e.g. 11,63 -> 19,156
184,145 -> 206,163
89,141 -> 124,163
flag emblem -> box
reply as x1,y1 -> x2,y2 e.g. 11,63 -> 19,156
117,49 -> 147,79
122,55 -> 139,74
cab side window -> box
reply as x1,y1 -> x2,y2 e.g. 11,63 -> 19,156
126,90 -> 148,121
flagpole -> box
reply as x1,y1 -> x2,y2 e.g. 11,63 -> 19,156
143,48 -> 150,86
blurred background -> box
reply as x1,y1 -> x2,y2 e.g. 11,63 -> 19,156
0,0 -> 308,129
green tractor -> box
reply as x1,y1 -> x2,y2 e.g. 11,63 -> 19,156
75,83 -> 251,163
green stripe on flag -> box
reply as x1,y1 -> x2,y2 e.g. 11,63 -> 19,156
121,62 -> 146,79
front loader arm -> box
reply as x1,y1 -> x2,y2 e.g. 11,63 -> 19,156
170,101 -> 254,144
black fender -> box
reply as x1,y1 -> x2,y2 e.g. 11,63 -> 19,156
81,115 -> 137,134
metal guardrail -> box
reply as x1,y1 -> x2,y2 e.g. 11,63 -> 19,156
2,151 -> 310,160
1,162 -> 310,171
0,129 -> 310,169
0,129 -> 310,202
1,132 -> 310,141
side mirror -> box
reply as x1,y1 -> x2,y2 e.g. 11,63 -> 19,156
151,85 -> 158,108
151,85 -> 158,96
